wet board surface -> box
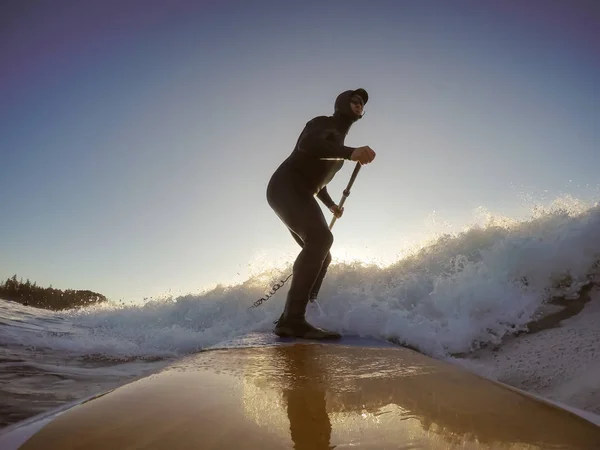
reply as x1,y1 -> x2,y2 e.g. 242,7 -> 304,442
6,341 -> 600,449
207,332 -> 398,350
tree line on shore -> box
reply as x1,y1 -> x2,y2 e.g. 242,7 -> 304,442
0,275 -> 107,310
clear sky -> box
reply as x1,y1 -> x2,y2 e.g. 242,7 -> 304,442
1,0 -> 599,302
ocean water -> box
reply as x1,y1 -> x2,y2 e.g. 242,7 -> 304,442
2,197 -> 600,429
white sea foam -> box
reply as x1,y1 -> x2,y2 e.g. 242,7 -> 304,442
452,287 -> 600,415
2,196 -> 599,362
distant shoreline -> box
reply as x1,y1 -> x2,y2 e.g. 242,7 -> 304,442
0,275 -> 107,311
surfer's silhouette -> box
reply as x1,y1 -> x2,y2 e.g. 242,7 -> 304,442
278,344 -> 333,449
266,88 -> 376,339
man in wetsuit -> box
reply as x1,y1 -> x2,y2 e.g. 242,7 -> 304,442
266,88 -> 376,339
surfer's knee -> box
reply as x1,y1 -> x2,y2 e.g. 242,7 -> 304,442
317,229 -> 334,252
306,227 -> 333,256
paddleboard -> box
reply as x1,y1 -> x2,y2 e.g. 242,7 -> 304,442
208,332 -> 397,350
2,338 -> 600,449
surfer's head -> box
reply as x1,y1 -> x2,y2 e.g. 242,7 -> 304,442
334,88 -> 368,122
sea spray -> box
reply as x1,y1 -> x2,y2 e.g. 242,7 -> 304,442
3,197 -> 600,360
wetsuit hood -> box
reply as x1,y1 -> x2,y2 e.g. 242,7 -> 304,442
333,88 -> 369,129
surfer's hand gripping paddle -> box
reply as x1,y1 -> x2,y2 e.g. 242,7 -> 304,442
250,162 -> 363,309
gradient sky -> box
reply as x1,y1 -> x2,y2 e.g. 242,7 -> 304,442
1,0 -> 599,302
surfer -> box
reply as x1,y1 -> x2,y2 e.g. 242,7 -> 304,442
266,88 -> 376,339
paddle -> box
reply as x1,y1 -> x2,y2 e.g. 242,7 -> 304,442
329,162 -> 361,229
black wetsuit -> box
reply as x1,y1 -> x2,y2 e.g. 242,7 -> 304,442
266,89 -> 366,331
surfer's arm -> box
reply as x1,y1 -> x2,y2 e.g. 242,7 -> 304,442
298,118 -> 355,160
316,187 -> 335,209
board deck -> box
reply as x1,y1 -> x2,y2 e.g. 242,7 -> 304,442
3,340 -> 600,449
208,332 -> 398,350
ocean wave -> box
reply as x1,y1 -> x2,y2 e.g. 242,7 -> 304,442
2,197 -> 600,360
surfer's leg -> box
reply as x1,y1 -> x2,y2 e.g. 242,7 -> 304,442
289,231 -> 331,301
281,200 -> 332,314
309,251 -> 332,301
267,179 -> 340,339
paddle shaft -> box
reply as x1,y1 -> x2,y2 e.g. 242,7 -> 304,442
329,162 -> 362,229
